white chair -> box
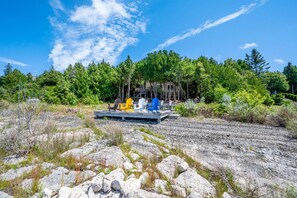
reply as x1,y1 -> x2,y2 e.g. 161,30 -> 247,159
134,98 -> 146,112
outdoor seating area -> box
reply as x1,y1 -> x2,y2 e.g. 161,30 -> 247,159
95,97 -> 176,123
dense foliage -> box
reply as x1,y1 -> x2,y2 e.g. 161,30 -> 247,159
0,49 -> 296,106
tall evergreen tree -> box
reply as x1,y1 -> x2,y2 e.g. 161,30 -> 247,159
283,62 -> 297,94
245,49 -> 270,76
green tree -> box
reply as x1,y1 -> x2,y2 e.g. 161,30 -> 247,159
245,49 -> 270,76
3,63 -> 12,76
263,72 -> 289,94
283,62 -> 297,94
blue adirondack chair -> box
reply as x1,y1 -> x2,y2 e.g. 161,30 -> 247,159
147,97 -> 160,112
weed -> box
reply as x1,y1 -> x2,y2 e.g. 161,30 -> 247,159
286,185 -> 297,198
107,126 -> 124,146
84,117 -> 104,139
139,128 -> 165,140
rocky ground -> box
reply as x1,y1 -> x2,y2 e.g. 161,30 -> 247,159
0,108 -> 296,198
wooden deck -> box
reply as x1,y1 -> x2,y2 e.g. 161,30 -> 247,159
94,110 -> 172,123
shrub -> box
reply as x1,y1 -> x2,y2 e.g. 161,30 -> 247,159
233,90 -> 265,108
213,86 -> 229,103
286,185 -> 297,198
272,94 -> 284,105
81,95 -> 99,105
174,100 -> 198,117
263,96 -> 274,106
106,126 -> 124,146
0,100 -> 9,109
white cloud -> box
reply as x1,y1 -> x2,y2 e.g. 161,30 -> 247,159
240,42 -> 258,50
274,59 -> 285,64
151,3 -> 258,52
49,0 -> 65,12
49,0 -> 146,70
0,57 -> 28,67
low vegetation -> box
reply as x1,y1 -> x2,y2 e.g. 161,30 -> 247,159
175,92 -> 297,138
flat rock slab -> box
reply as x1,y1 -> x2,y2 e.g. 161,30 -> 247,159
156,155 -> 185,180
40,167 -> 95,191
84,146 -> 129,167
0,165 -> 35,181
0,191 -> 13,198
2,155 -> 27,165
125,131 -> 162,157
126,189 -> 169,198
174,168 -> 216,197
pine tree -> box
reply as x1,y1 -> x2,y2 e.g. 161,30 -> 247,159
245,49 -> 270,76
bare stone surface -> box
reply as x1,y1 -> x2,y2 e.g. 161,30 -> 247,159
0,165 -> 35,181
58,186 -> 73,198
177,162 -> 189,173
174,168 -> 216,197
156,155 -> 185,180
172,185 -> 187,198
84,146 -> 129,167
0,191 -> 13,198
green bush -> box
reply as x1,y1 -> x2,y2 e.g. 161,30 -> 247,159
174,100 -> 198,117
263,96 -> 274,106
272,94 -> 284,105
233,90 -> 265,107
81,95 -> 99,105
62,92 -> 78,105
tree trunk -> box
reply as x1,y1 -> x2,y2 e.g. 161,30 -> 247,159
292,83 -> 295,94
127,76 -> 131,98
168,82 -> 172,101
118,83 -> 121,98
163,82 -> 167,102
121,83 -> 124,102
187,81 -> 189,99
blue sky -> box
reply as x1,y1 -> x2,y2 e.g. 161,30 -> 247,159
0,0 -> 296,75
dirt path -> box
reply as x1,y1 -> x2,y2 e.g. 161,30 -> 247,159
98,117 -> 297,191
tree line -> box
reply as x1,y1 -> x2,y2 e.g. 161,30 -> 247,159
0,49 -> 296,105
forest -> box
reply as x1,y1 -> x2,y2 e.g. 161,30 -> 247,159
0,49 -> 297,106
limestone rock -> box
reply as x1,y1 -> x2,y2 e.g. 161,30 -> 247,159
187,191 -> 202,198
123,161 -> 134,171
172,185 -> 186,198
155,179 -> 170,195
40,167 -> 95,192
124,178 -> 141,193
58,186 -> 73,198
111,180 -> 122,191
3,155 -> 27,165
0,165 -> 35,181
105,168 -> 125,188
130,153 -> 140,161
174,168 -> 216,197
139,172 -> 149,185
69,186 -> 88,198
125,131 -> 162,157
0,191 -> 13,198
86,163 -> 95,170
222,192 -> 232,198
177,162 -> 189,173
40,167 -> 69,191
127,174 -> 136,180
21,178 -> 33,190
135,161 -> 143,172
41,162 -> 55,170
156,155 -> 185,180
85,146 -> 129,168
126,189 -> 169,198
91,174 -> 104,193
43,188 -> 53,198
102,178 -> 112,193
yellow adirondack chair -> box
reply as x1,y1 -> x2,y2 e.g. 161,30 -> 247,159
119,98 -> 134,112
